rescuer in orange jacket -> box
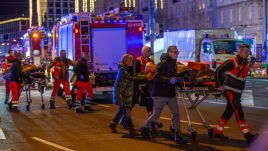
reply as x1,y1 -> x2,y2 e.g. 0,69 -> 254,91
214,44 -> 258,144
133,46 -> 154,115
73,52 -> 94,113
2,50 -> 15,104
47,50 -> 75,109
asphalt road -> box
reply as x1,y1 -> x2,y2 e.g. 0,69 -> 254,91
0,78 -> 268,151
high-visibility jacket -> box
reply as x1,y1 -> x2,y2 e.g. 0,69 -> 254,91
135,56 -> 153,73
49,57 -> 73,79
2,56 -> 15,78
223,56 -> 250,93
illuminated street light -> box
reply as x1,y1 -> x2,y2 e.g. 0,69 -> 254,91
32,33 -> 39,38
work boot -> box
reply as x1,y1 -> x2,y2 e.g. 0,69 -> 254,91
127,127 -> 138,137
214,133 -> 229,141
49,101 -> 56,109
4,99 -> 8,105
12,107 -> 20,113
140,127 -> 150,139
84,105 -> 95,112
8,101 -> 12,111
75,108 -> 87,113
175,131 -> 188,144
244,132 -> 258,144
109,123 -> 118,133
67,100 -> 75,109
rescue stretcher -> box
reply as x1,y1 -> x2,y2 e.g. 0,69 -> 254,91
22,65 -> 47,111
177,81 -> 221,139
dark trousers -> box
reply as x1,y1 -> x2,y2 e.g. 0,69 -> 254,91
222,91 -> 245,121
112,106 -> 133,129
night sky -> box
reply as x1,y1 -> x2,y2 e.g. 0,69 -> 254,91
0,0 -> 28,21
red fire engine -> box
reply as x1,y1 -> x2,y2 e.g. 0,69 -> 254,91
52,10 -> 144,92
23,27 -> 51,66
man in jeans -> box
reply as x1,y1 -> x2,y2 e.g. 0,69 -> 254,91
140,45 -> 187,144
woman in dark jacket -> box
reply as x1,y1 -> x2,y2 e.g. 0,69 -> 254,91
109,54 -> 149,136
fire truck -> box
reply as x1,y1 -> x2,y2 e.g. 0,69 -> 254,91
52,11 -> 144,92
23,26 -> 52,66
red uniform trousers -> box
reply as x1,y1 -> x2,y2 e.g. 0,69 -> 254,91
76,81 -> 93,101
50,78 -> 71,101
10,81 -> 21,107
5,79 -> 11,102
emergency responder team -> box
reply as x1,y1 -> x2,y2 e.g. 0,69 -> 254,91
1,43 -> 258,145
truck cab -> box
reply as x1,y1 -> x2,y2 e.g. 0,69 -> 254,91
201,39 -> 245,68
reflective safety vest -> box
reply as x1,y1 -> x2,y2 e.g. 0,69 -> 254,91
224,56 -> 249,93
2,56 -> 15,78
53,58 -> 72,79
136,56 -> 153,72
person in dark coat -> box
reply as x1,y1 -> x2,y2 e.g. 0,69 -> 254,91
7,53 -> 23,113
73,52 -> 94,113
109,54 -> 150,136
140,45 -> 187,144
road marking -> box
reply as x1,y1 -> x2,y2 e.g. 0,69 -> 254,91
206,101 -> 268,110
97,104 -> 111,108
0,128 -> 6,140
31,137 -> 75,151
160,117 -> 231,129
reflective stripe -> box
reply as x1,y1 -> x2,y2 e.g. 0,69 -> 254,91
232,58 -> 239,68
225,71 -> 246,81
216,125 -> 224,131
241,129 -> 249,134
224,85 -> 243,93
54,66 -> 61,69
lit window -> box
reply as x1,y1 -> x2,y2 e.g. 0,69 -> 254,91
221,10 -> 224,24
249,5 -> 252,20
230,9 -> 233,23
238,7 -> 242,21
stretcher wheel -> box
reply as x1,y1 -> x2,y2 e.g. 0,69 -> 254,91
41,104 -> 45,110
26,104 -> 30,111
170,125 -> 174,132
191,131 -> 197,140
208,128 -> 214,137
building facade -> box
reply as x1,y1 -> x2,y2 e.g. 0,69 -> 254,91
30,0 -> 75,29
0,18 -> 30,43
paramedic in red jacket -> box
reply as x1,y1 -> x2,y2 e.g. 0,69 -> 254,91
47,50 -> 75,109
2,50 -> 15,104
214,44 -> 258,144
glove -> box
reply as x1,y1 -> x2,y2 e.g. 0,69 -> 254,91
170,77 -> 178,85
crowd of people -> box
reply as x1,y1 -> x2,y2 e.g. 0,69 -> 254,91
1,44 -> 258,145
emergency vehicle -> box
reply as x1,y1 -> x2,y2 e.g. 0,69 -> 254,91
23,26 -> 52,66
162,29 -> 245,68
52,10 -> 144,92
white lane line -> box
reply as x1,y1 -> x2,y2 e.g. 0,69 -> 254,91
206,101 -> 268,110
0,128 -> 6,140
97,104 -> 111,108
160,117 -> 231,129
31,137 -> 75,151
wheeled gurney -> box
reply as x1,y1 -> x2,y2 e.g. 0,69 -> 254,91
177,81 -> 221,139
22,65 -> 47,111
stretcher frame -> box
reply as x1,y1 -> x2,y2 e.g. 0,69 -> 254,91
177,83 -> 221,139
22,69 -> 47,111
